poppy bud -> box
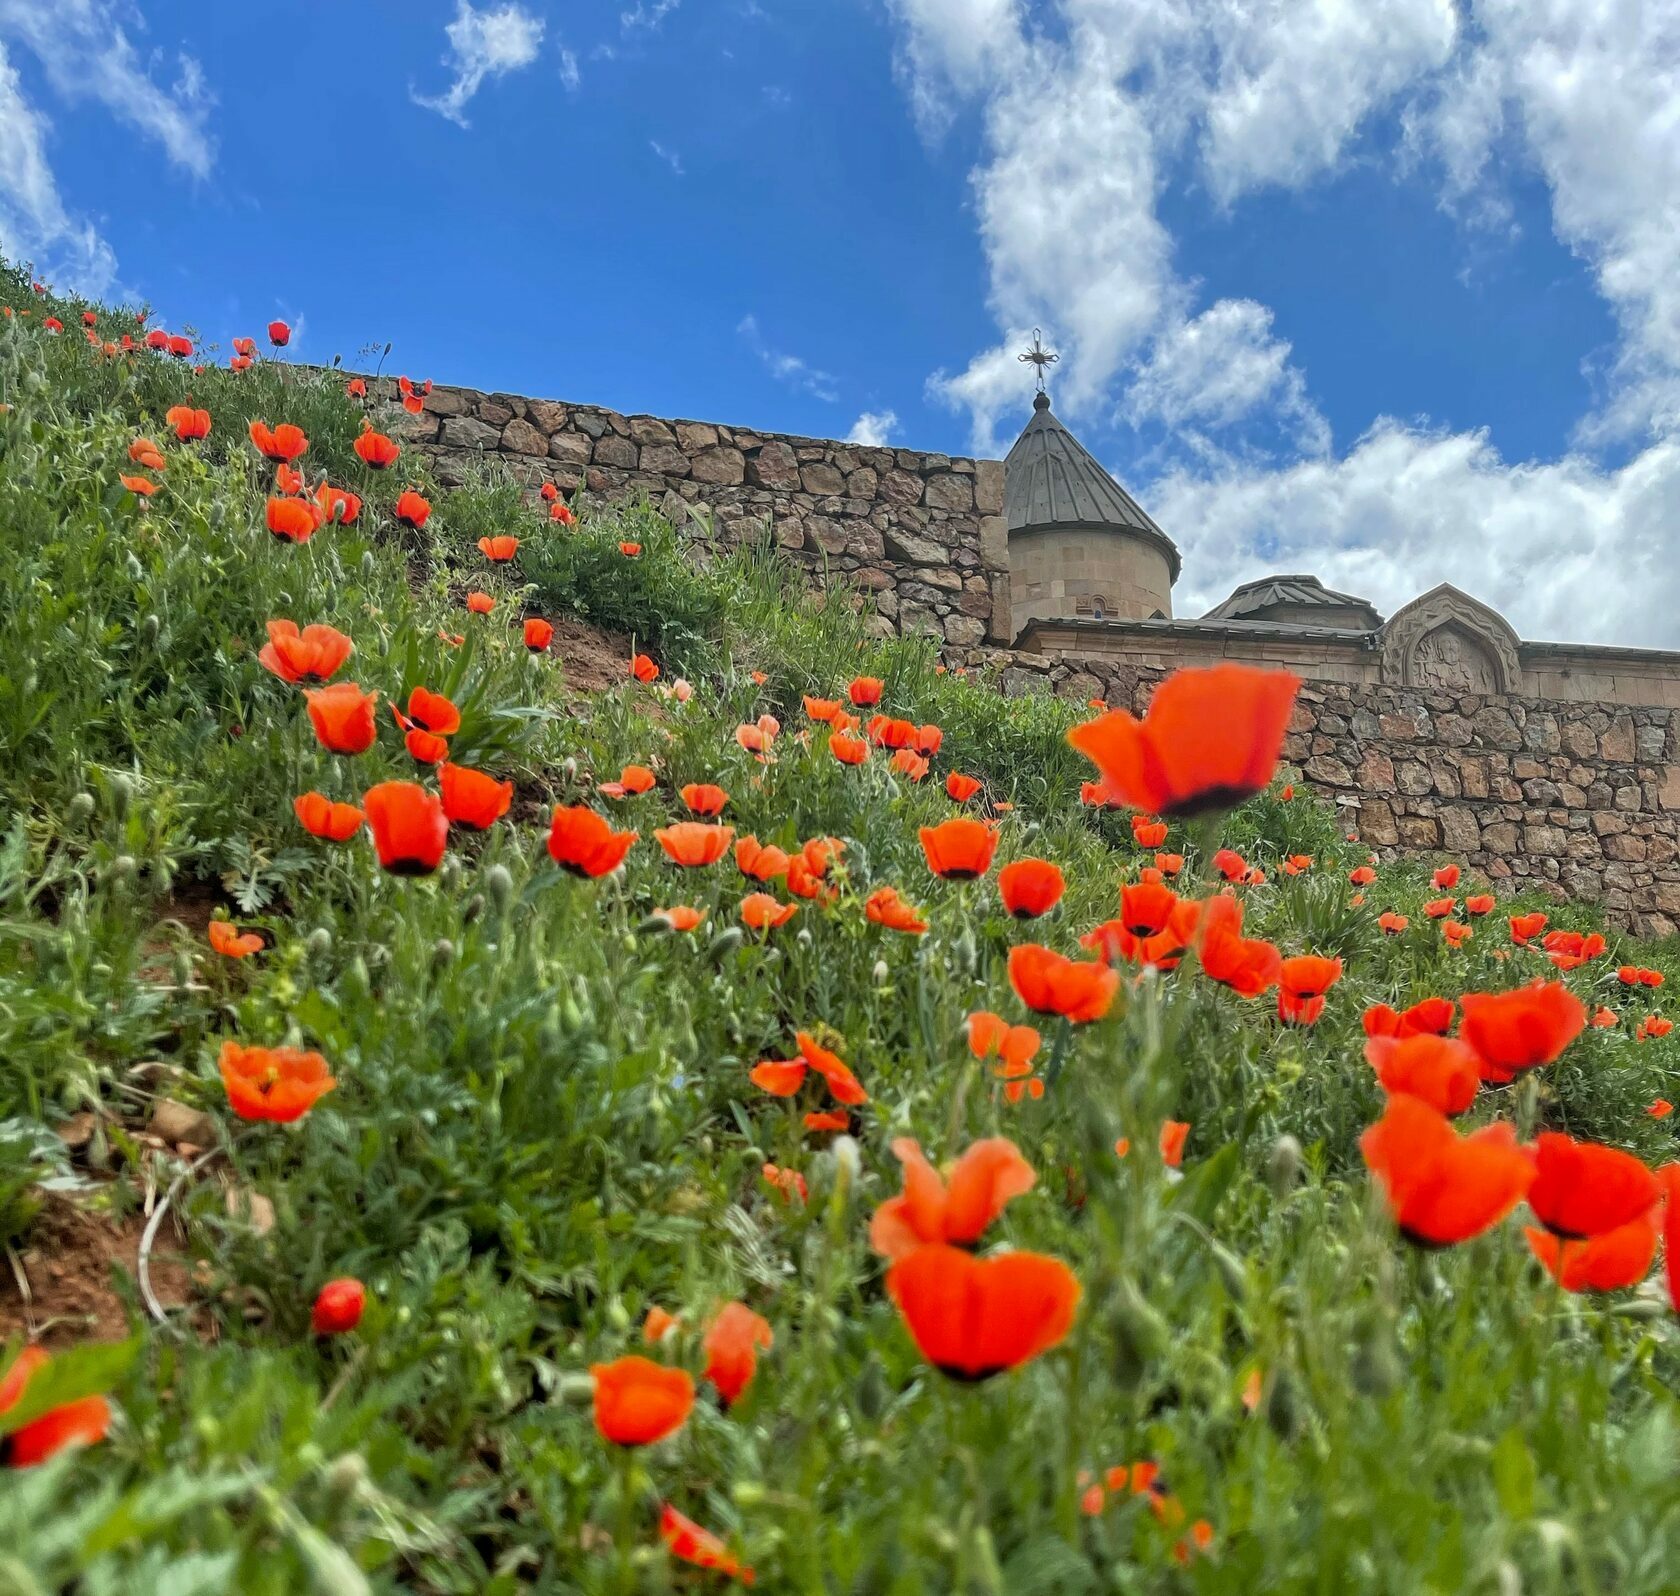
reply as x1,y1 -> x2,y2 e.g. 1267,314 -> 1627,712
1110,1276 -> 1169,1383
636,913 -> 674,937
172,950 -> 194,989
432,938 -> 455,969
360,551 -> 376,581
462,893 -> 485,924
605,1297 -> 631,1332
140,613 -> 159,645
731,1479 -> 768,1507
311,1277 -> 365,1335
109,854 -> 137,884
485,864 -> 514,914
108,772 -> 132,820
707,927 -> 744,961
68,791 -> 94,825
439,856 -> 463,893
324,1453 -> 369,1498
561,757 -> 578,783
1264,1368 -> 1301,1441
872,960 -> 889,986
1268,1134 -> 1302,1198
831,1134 -> 861,1191
854,1357 -> 889,1421
343,956 -> 370,1002
307,927 -> 333,959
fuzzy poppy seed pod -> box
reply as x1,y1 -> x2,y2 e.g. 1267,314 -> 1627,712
109,854 -> 136,884
68,791 -> 94,825
561,756 -> 578,783
306,927 -> 333,958
360,551 -> 376,581
439,856 -> 463,893
107,773 -> 132,820
343,956 -> 370,1002
872,960 -> 890,986
635,913 -> 674,937
707,927 -> 744,961
140,613 -> 159,645
208,500 -> 225,528
484,864 -> 514,914
462,893 -> 485,924
432,939 -> 455,969
1269,1134 -> 1302,1198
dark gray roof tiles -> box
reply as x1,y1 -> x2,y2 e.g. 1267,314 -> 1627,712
1204,574 -> 1383,627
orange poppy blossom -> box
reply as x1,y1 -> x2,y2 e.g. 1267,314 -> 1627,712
785,853 -> 837,903
802,695 -> 842,724
945,770 -> 983,802
735,835 -> 790,882
517,616 -> 554,653
218,1040 -> 337,1122
736,715 -> 781,757
466,592 -> 495,615
1360,1093 -> 1535,1247
998,858 -> 1065,918
762,1162 -> 807,1204
655,821 -> 736,867
1650,1098 -> 1674,1117
869,1136 -> 1037,1259
1526,1133 -> 1660,1239
266,495 -> 321,542
829,730 -> 869,765
1619,965 -> 1665,987
701,1302 -> 774,1407
258,620 -> 353,684
1441,920 -> 1473,950
797,1031 -> 868,1104
848,676 -> 883,706
1456,980 -> 1587,1084
304,682 -> 379,754
1464,894 -> 1496,916
362,782 -> 449,875
477,534 -> 519,562
1525,1211 -> 1659,1292
1433,864 -> 1461,889
599,764 -> 657,799
1424,896 -> 1456,919
1083,881 -> 1201,970
547,807 -> 637,878
1188,897 -> 1281,998
1159,1120 -> 1190,1168
966,1010 -> 1042,1100
630,653 -> 660,683
248,419 -> 308,462
680,782 -> 729,816
920,817 -> 1000,880
274,462 -> 306,495
1068,663 -> 1300,818
293,792 -> 365,841
655,906 -> 706,932
865,885 -> 928,934
1212,848 -> 1250,883
393,489 -> 431,529
208,919 -> 263,958
1592,1006 -> 1620,1029
1008,944 -> 1120,1024
1348,865 -> 1377,887
741,892 -> 798,931
1363,996 -> 1456,1039
618,541 -> 642,557
551,501 -> 577,527
890,749 -> 930,780
1366,1033 -> 1482,1116
1276,955 -> 1343,1025
886,1243 -> 1080,1381
1541,928 -> 1607,971
1509,911 -> 1549,944
128,437 -> 167,469
1378,911 -> 1409,935
315,482 -> 361,525
867,714 -> 917,749
165,403 -> 210,441
1639,1015 -> 1675,1041
660,1504 -> 755,1584
1282,854 -> 1313,876
0,1347 -> 112,1468
1079,780 -> 1116,808
1155,851 -> 1185,877
353,420 -> 400,468
1131,816 -> 1169,849
590,1355 -> 694,1446
438,763 -> 512,830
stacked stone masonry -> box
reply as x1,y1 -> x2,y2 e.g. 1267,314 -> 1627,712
400,382 -> 1011,649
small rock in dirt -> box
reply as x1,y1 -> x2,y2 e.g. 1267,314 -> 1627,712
150,1099 -> 216,1149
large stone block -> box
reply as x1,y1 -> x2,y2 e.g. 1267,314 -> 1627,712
749,441 -> 801,489
883,527 -> 948,566
925,473 -> 975,512
690,447 -> 746,485
439,415 -> 501,450
500,417 -> 548,457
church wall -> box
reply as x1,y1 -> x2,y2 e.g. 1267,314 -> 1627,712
1009,526 -> 1175,625
396,382 -> 1013,647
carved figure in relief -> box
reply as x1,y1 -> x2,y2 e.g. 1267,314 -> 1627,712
1411,624 -> 1498,694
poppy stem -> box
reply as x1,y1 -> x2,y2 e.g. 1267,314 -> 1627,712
613,1446 -> 639,1591
1041,1018 -> 1072,1093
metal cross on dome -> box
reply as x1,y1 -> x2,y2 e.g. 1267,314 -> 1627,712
1018,328 -> 1059,393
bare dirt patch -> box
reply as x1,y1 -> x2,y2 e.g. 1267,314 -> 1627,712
548,615 -> 631,695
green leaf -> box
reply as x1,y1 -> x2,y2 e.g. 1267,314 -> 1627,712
1491,1427 -> 1536,1520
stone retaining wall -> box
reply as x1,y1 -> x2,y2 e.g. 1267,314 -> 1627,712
398,382 -> 1009,648
992,647 -> 1680,934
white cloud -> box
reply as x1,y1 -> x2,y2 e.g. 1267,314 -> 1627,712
846,410 -> 899,447
882,0 -> 1024,138
0,42 -> 117,295
622,0 -> 681,31
413,1 -> 544,127
649,138 -> 684,175
559,48 -> 581,91
0,0 -> 214,178
737,314 -> 839,403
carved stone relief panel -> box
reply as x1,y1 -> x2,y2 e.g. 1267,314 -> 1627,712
1379,585 -> 1521,695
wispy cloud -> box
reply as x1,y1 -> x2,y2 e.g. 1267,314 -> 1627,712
413,1 -> 544,128
846,410 -> 899,447
649,139 -> 684,176
559,48 -> 581,91
738,314 -> 839,403
622,0 -> 680,31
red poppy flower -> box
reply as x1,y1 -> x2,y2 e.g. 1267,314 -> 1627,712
702,1303 -> 773,1406
466,592 -> 494,615
1640,1015 -> 1675,1041
353,421 -> 400,469
1188,895 -> 1278,996
394,489 -> 431,529
680,783 -> 729,816
866,715 -> 915,750
946,771 -> 982,802
599,764 -> 656,799
315,482 -> 361,525
865,885 -> 928,934
1348,865 -> 1377,887
1083,880 -> 1201,969
886,1244 -> 1080,1380
127,434 -> 166,468
1008,944 -> 1120,1023
750,1057 -> 808,1096
551,500 -> 577,526
734,836 -> 789,882
1277,955 -> 1343,1025
346,377 -> 367,398
660,1504 -> 754,1584
1068,664 -> 1300,818
1457,981 -> 1587,1083
630,653 -> 659,683
267,319 -> 291,347
1366,1034 -> 1481,1116
741,893 -> 798,930
803,696 -> 841,724
795,1031 -> 868,1105
362,782 -> 448,875
274,463 -> 305,495
1509,911 -> 1549,944
166,404 -> 210,441
0,1348 -> 112,1468
258,620 -> 353,684
762,1163 -> 806,1204
1131,818 -> 1169,849
248,420 -> 308,463
784,855 -> 835,902
1433,864 -> 1461,890
1363,997 -> 1455,1040
166,334 -> 192,358
1442,920 -> 1473,949
1378,911 -> 1409,934
293,792 -> 365,841
869,1137 -> 1036,1260
656,906 -> 706,932
656,822 -> 735,866
590,1356 -> 694,1445
231,336 -> 255,357
998,858 -> 1065,918
848,676 -> 883,706
1160,1120 -> 1190,1168
1464,894 -> 1495,916
547,807 -> 637,877
829,731 -> 869,765
1527,1133 -> 1659,1239
304,682 -> 378,754
920,817 -> 1000,880
619,541 -> 642,557
266,495 -> 322,543
312,1278 -> 366,1335
439,763 -> 513,830
406,687 -> 462,737
144,327 -> 169,351
524,617 -> 554,652
890,749 -> 930,780
208,920 -> 263,959
966,1011 -> 1040,1071
478,535 -> 519,562
218,1040 -> 337,1122
1360,1093 -> 1535,1247
1525,1213 -> 1658,1292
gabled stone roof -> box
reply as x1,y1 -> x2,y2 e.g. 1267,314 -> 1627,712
1005,393 -> 1181,580
1204,573 -> 1383,629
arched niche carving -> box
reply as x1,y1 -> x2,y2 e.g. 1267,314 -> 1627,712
1379,585 -> 1521,695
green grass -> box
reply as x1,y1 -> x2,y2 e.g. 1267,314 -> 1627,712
1,262 -> 1679,1593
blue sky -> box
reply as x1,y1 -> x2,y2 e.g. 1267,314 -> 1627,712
5,2 -> 1680,645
